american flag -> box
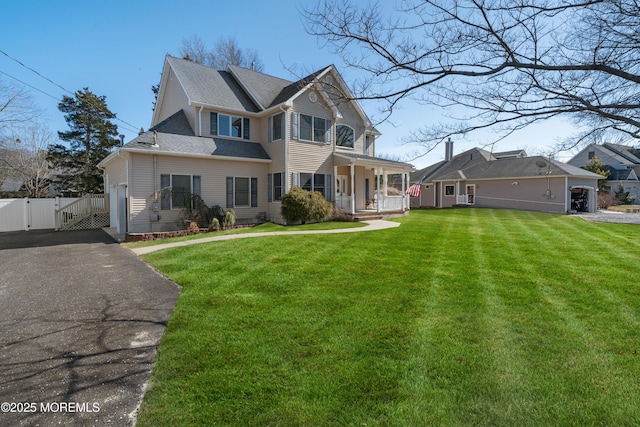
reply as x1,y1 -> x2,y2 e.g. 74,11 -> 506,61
405,179 -> 423,197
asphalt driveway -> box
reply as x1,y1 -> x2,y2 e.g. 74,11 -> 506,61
0,229 -> 180,426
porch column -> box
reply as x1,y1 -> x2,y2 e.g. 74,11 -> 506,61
350,163 -> 356,214
333,164 -> 338,206
402,172 -> 407,211
376,167 -> 381,213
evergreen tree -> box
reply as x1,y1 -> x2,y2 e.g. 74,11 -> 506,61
47,88 -> 119,194
583,155 -> 610,188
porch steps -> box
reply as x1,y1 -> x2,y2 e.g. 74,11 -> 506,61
349,210 -> 406,222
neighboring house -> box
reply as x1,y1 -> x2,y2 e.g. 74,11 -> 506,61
568,143 -> 640,205
410,140 -> 603,214
99,55 -> 413,233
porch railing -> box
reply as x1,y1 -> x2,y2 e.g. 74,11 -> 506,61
335,194 -> 408,212
55,194 -> 109,230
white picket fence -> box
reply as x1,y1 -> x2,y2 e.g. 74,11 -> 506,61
0,197 -> 79,232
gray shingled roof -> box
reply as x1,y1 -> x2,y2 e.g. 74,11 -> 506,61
334,152 -> 413,168
123,131 -> 270,161
414,147 -> 602,183
228,64 -> 297,109
435,156 -> 603,181
415,148 -> 495,182
602,143 -> 640,165
149,109 -> 195,136
167,56 -> 260,112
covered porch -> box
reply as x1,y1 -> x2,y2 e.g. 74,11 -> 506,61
332,152 -> 414,218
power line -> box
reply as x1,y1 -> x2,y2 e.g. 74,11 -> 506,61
0,49 -> 73,95
0,69 -> 60,101
0,49 -> 141,133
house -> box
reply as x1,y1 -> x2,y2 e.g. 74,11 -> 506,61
411,140 -> 603,214
567,143 -> 640,205
98,55 -> 413,233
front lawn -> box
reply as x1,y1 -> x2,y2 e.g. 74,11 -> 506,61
136,209 -> 640,426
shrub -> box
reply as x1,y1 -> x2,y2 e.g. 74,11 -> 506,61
281,186 -> 333,224
223,209 -> 236,229
615,185 -> 636,205
188,220 -> 200,233
209,217 -> 220,231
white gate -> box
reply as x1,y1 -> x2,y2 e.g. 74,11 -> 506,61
0,197 -> 79,232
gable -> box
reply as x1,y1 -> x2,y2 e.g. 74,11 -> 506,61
163,56 -> 260,113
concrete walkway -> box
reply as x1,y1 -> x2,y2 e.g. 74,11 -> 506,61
131,220 -> 401,256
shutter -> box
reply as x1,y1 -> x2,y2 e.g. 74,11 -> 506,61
243,118 -> 250,140
268,173 -> 273,202
160,174 -> 171,210
226,176 -> 234,208
325,174 -> 332,202
210,112 -> 218,135
291,112 -> 299,140
326,120 -> 332,145
251,177 -> 258,207
268,116 -> 273,143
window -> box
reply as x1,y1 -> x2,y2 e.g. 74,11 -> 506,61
314,117 -> 326,143
211,112 -> 250,140
226,176 -> 258,208
235,177 -> 250,206
292,172 -> 332,201
336,124 -> 354,148
268,172 -> 283,202
297,113 -> 330,143
300,114 -> 312,141
588,151 -> 595,159
445,185 -> 455,196
365,135 -> 372,155
160,174 -> 201,210
270,113 -> 284,141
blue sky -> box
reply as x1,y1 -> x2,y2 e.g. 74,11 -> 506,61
1,0 -> 578,168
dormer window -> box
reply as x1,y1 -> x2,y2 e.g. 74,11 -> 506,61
210,112 -> 250,140
336,124 -> 354,148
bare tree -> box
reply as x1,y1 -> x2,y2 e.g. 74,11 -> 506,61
0,78 -> 41,142
1,121 -> 53,197
304,0 -> 640,155
179,35 -> 264,71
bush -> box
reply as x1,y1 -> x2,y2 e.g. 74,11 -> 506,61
209,217 -> 220,231
223,209 -> 236,229
281,186 -> 333,224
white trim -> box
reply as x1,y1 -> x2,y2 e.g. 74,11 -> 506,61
120,148 -> 272,163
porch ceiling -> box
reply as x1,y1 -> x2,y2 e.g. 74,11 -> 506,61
333,152 -> 413,172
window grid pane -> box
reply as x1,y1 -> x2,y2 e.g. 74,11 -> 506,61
300,114 -> 312,140
235,177 -> 250,206
314,117 -> 325,142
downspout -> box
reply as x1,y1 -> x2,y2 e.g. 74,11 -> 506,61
280,105 -> 289,194
198,105 -> 204,136
565,176 -> 569,213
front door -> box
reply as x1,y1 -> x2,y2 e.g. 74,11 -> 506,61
336,175 -> 349,209
466,184 -> 475,205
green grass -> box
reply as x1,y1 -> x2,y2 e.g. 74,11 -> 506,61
123,220 -> 366,248
136,209 -> 640,426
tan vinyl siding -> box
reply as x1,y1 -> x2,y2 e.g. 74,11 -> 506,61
129,154 -> 155,232
471,177 -> 565,213
127,153 -> 270,232
155,73 -> 193,128
335,100 -> 365,153
288,89 -> 335,188
104,153 -> 128,188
